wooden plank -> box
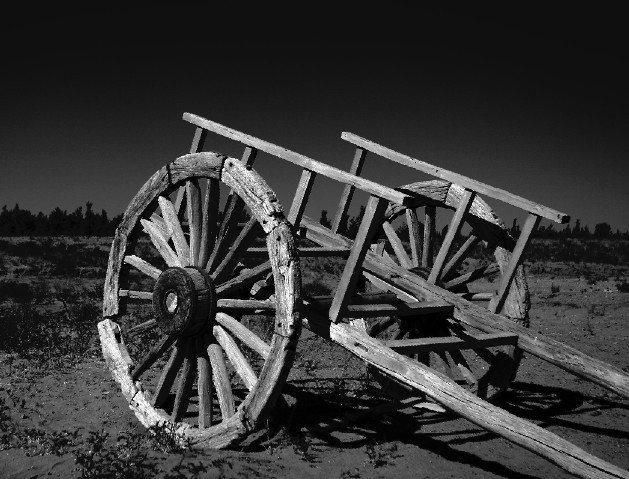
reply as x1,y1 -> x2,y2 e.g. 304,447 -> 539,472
406,208 -> 421,267
422,205 -> 435,267
305,292 -> 398,305
458,292 -> 493,302
341,132 -> 570,224
125,318 -> 157,336
428,189 -> 476,284
441,234 -> 480,280
384,332 -> 518,354
287,169 -> 316,229
332,147 -> 367,233
302,214 -> 629,399
382,220 -> 413,268
301,310 -> 628,479
489,213 -> 541,314
443,263 -> 500,290
183,113 -> 418,207
189,126 -> 207,153
329,195 -> 389,323
215,312 -> 271,359
206,192 -> 245,272
124,254 -> 162,280
338,300 -> 453,318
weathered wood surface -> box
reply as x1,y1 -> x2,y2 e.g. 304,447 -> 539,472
301,310 -> 629,479
101,151 -> 301,449
333,146 -> 367,233
301,214 -> 629,398
182,112 -> 418,207
287,168 -> 316,229
342,132 -> 570,224
329,195 -> 389,323
382,332 -> 518,354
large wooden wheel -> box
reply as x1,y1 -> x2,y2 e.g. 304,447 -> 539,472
98,151 -> 300,449
359,180 -> 529,402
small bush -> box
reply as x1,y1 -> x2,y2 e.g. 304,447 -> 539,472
617,282 -> 629,293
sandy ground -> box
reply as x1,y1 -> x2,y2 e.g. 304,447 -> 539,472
1,250 -> 628,478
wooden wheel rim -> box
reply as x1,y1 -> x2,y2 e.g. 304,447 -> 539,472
98,151 -> 300,448
364,179 -> 529,401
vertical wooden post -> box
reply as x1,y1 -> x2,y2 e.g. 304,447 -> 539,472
489,213 -> 541,314
332,147 -> 367,233
428,189 -> 475,284
406,208 -> 422,267
288,169 -> 317,230
422,205 -> 436,267
329,195 -> 389,323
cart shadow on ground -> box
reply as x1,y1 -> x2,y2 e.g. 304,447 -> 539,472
240,378 -> 629,478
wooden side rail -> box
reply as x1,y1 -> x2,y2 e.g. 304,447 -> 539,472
342,132 -> 570,224
182,113 -> 418,207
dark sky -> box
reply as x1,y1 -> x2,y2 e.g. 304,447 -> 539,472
2,13 -> 627,233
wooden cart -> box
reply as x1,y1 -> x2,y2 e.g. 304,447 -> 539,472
98,112 -> 629,479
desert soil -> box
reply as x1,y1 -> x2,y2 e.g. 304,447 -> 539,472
1,237 -> 628,478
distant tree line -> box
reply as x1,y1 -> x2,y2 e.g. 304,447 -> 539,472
0,203 -> 122,236
320,208 -> 629,241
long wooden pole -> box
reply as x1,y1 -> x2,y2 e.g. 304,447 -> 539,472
301,308 -> 629,479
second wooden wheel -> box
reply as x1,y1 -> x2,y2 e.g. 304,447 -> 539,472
98,151 -> 300,448
359,180 -> 529,402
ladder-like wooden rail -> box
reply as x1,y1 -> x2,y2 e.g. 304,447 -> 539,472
182,113 -> 418,208
341,132 -> 570,224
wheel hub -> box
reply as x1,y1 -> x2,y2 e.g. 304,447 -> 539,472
152,267 -> 216,336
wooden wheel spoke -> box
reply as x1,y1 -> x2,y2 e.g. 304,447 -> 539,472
428,189 -> 476,284
443,263 -> 500,290
214,325 -> 257,391
119,289 -> 153,300
153,339 -> 186,408
172,340 -> 197,422
216,261 -> 271,297
196,336 -> 214,428
441,234 -> 481,281
140,218 -> 182,267
217,298 -> 276,312
207,342 -> 235,419
186,179 -> 203,266
206,193 -> 246,272
212,217 -> 261,283
199,178 -> 220,268
382,220 -> 412,268
126,318 -> 157,336
124,255 -> 162,280
422,205 -> 436,267
406,208 -> 422,267
131,334 -> 177,381
215,312 -> 271,359
158,196 -> 191,266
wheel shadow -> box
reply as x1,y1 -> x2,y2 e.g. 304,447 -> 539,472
241,379 -> 629,478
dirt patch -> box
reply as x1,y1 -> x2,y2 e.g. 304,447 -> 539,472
1,239 -> 628,478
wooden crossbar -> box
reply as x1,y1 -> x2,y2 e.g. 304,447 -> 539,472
383,332 -> 518,354
183,113 -> 417,206
342,132 -> 570,224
